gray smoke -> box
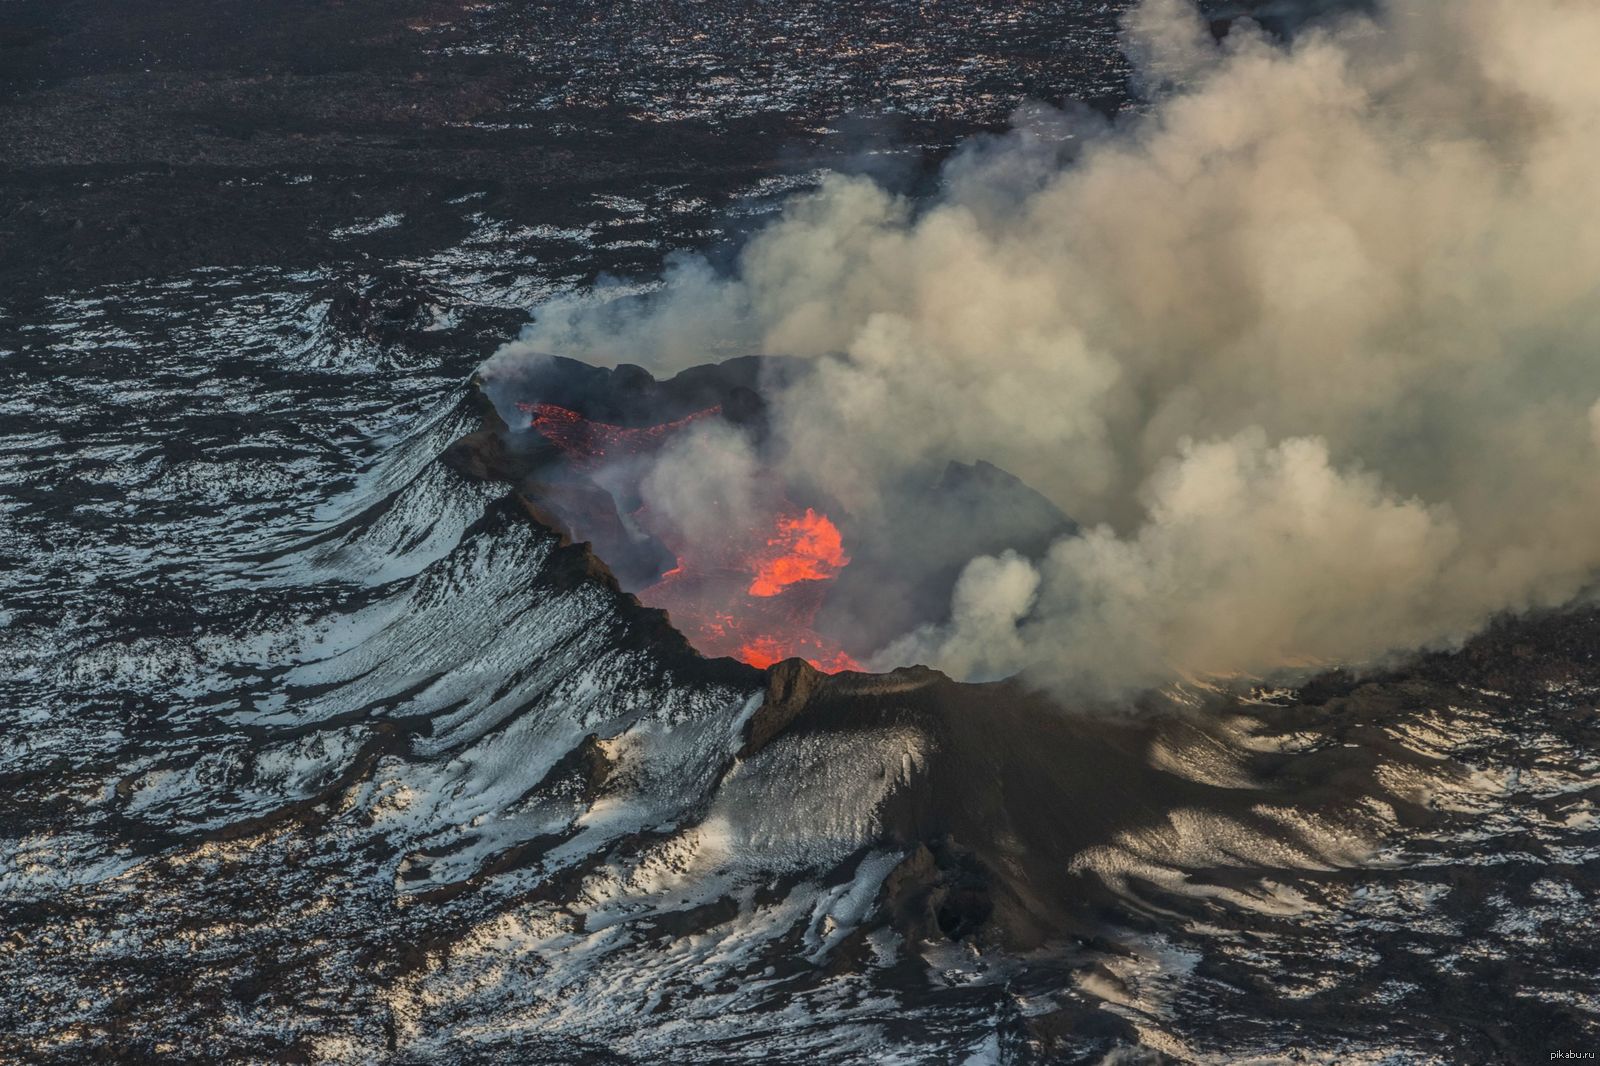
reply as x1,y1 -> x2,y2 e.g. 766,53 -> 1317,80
489,0 -> 1600,695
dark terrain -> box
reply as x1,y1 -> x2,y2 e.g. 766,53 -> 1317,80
0,0 -> 1131,304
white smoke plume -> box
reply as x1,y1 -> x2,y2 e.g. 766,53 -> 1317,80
636,419 -> 769,552
490,0 -> 1600,695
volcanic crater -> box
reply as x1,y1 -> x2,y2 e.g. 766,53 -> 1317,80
450,353 -> 1080,676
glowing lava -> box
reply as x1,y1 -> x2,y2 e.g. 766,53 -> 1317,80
748,508 -> 850,597
517,401 -> 722,470
523,402 -> 859,673
736,636 -> 859,674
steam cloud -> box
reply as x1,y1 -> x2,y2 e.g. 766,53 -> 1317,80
490,0 -> 1600,695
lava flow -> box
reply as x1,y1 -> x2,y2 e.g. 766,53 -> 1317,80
518,401 -> 722,470
522,402 -> 859,673
748,509 -> 849,598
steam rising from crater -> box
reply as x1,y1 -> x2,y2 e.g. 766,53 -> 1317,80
491,0 -> 1600,695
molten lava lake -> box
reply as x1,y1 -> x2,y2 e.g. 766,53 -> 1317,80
517,400 -> 860,672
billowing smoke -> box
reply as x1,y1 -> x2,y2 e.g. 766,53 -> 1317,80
488,0 -> 1600,695
637,420 -> 767,556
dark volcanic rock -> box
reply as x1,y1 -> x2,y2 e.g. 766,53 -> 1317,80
738,657 -> 825,758
323,269 -> 451,344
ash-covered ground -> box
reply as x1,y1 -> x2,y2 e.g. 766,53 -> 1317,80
2,2 -> 1597,1063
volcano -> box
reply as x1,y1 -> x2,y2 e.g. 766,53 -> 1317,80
10,0 -> 1599,1059
467,355 -> 865,671
462,355 -> 1079,675
430,363 -> 1600,1060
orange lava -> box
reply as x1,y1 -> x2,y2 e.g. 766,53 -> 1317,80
736,636 -> 790,669
747,508 -> 850,597
637,530 -> 860,674
739,637 -> 861,673
517,401 -> 722,470
525,402 -> 858,673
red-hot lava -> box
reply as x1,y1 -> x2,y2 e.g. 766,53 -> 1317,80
518,402 -> 860,673
748,509 -> 849,597
519,402 -> 723,471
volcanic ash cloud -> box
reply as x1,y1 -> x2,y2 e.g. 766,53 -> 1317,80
494,0 -> 1600,695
